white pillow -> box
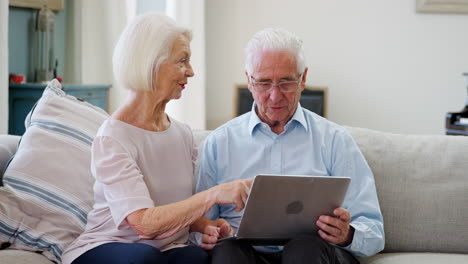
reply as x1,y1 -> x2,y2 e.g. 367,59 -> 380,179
0,79 -> 108,263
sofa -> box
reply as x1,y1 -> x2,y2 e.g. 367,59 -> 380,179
1,80 -> 468,263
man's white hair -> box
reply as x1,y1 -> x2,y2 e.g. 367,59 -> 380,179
244,28 -> 306,76
113,12 -> 192,91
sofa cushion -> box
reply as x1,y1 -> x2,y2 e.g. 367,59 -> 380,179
0,79 -> 108,263
359,252 -> 468,264
348,127 -> 468,254
0,249 -> 53,264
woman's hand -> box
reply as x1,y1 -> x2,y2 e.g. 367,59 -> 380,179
212,178 -> 253,212
200,218 -> 233,250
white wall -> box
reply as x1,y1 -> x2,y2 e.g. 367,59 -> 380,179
80,0 -> 134,113
166,0 -> 206,129
64,0 -> 134,113
0,1 -> 8,134
205,0 -> 468,134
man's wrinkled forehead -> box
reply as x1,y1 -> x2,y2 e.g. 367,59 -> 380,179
251,49 -> 299,77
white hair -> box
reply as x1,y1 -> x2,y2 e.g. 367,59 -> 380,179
112,12 -> 192,91
244,28 -> 306,76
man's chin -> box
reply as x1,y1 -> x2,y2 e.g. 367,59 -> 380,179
265,114 -> 288,123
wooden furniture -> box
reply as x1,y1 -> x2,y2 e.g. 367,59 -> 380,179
8,83 -> 110,135
9,0 -> 64,11
233,85 -> 328,118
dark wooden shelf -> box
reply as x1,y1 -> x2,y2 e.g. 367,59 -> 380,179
8,83 -> 110,135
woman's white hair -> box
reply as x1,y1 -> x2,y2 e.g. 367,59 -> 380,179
244,28 -> 306,76
113,12 -> 192,91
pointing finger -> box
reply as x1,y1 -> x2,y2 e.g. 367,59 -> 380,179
245,178 -> 254,188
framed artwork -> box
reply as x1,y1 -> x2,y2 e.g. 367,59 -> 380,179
9,0 -> 64,11
234,85 -> 328,118
416,0 -> 468,14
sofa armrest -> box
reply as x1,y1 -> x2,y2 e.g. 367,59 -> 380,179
0,135 -> 21,178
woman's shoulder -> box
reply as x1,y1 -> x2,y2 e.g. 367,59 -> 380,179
95,119 -> 140,146
93,119 -> 141,157
97,118 -> 133,136
168,116 -> 192,135
168,117 -> 195,148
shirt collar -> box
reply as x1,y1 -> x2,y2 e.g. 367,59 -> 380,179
247,102 -> 308,136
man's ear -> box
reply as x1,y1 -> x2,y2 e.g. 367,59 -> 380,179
301,67 -> 308,88
245,72 -> 253,92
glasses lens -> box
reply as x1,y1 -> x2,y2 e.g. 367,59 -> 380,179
251,74 -> 302,93
254,82 -> 272,92
279,81 -> 298,92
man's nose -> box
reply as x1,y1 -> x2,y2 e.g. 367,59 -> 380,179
269,85 -> 283,102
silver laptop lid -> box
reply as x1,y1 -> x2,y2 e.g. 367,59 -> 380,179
236,174 -> 351,241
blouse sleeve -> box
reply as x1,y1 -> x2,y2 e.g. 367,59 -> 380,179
91,136 -> 155,229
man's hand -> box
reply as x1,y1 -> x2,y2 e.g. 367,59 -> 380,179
316,207 -> 354,247
200,218 -> 233,250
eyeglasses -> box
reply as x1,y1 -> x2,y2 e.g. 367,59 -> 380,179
250,73 -> 303,93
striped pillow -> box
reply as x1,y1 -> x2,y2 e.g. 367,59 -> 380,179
0,79 -> 108,263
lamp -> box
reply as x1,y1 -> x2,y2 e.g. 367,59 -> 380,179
464,73 -> 468,105
445,73 -> 468,135
34,4 -> 55,82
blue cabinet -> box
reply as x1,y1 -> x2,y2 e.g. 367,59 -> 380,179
9,83 -> 110,135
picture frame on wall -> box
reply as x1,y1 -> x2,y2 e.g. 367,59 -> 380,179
9,0 -> 64,11
416,0 -> 468,14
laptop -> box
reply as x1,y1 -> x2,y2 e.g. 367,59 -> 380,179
219,174 -> 351,245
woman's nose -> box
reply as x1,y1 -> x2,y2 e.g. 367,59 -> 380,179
186,63 -> 195,77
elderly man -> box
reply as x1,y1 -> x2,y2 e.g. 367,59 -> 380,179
196,28 -> 384,264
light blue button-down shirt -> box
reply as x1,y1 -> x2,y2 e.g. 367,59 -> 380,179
196,103 -> 384,257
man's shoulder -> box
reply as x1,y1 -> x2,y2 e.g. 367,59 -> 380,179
209,112 -> 251,138
301,108 -> 348,136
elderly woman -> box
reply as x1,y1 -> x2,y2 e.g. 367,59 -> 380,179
61,13 -> 251,264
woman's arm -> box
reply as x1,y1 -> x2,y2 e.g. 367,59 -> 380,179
126,179 -> 251,240
190,217 -> 215,233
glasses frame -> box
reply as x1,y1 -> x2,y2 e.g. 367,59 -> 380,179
249,73 -> 303,93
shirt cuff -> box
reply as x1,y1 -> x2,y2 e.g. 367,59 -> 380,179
188,232 -> 202,246
341,222 -> 366,254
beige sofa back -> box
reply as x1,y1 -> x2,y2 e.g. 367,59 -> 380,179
193,127 -> 468,254
347,127 -> 468,254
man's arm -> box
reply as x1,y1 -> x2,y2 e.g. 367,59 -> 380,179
326,128 -> 385,257
194,134 -> 223,247
196,134 -> 221,220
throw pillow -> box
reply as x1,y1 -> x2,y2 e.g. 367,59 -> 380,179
0,79 -> 109,263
